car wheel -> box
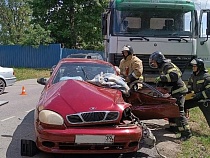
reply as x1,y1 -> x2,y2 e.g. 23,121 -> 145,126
0,79 -> 5,95
21,139 -> 39,157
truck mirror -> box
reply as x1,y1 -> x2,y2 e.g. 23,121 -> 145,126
206,12 -> 210,35
102,12 -> 107,35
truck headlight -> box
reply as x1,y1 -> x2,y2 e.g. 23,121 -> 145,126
39,110 -> 64,125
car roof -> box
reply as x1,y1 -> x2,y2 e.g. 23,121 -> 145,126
60,58 -> 113,66
67,53 -> 103,58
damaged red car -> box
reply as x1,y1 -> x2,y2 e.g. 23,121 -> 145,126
21,58 -> 179,156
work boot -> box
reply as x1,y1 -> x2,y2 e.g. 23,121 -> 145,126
179,133 -> 192,141
165,126 -> 179,134
179,129 -> 192,141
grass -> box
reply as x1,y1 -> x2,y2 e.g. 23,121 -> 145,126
14,68 -> 51,81
14,68 -> 210,157
178,108 -> 210,158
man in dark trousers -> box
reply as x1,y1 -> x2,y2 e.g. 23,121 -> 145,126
184,58 -> 210,127
149,51 -> 192,141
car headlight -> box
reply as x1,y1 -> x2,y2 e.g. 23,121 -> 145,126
39,110 -> 64,125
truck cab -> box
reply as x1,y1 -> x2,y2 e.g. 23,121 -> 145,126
102,0 -> 210,82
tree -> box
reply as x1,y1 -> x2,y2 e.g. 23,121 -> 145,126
30,0 -> 109,50
0,0 -> 54,46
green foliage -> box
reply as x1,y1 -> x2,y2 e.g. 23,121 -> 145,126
19,24 -> 54,48
30,0 -> 109,50
0,0 -> 54,46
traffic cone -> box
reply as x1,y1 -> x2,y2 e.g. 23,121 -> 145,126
20,86 -> 27,95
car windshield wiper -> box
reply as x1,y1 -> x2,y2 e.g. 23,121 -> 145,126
81,67 -> 89,80
130,36 -> 149,41
168,37 -> 188,43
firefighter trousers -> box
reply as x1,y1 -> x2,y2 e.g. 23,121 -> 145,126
184,99 -> 210,127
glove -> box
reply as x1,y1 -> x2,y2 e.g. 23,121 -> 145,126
155,76 -> 161,83
185,91 -> 195,100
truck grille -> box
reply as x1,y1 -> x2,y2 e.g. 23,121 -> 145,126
67,111 -> 119,124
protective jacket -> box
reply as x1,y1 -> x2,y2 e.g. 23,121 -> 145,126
119,54 -> 143,82
187,71 -> 210,100
158,60 -> 188,94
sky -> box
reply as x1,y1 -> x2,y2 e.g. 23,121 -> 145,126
193,0 -> 210,10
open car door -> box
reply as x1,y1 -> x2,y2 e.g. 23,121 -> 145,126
124,82 -> 180,120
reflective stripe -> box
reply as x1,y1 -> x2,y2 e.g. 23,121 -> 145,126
169,123 -> 177,126
172,84 -> 187,94
169,63 -> 182,77
187,85 -> 191,89
185,125 -> 190,130
178,127 -> 184,131
165,74 -> 171,82
197,80 -> 204,84
167,68 -> 177,73
202,91 -> 208,99
139,76 -> 143,80
131,72 -> 139,79
205,84 -> 210,89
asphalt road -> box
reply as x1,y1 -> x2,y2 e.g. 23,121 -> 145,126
0,79 -> 178,158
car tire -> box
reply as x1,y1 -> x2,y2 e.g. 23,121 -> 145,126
0,79 -> 5,95
21,139 -> 38,157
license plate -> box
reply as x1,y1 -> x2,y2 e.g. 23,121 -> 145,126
75,135 -> 114,144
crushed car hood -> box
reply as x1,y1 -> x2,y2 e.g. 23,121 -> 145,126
42,79 -> 125,115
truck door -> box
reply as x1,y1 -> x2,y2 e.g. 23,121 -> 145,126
197,9 -> 210,67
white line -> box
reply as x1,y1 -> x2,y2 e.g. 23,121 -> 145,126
1,116 -> 15,122
25,109 -> 34,113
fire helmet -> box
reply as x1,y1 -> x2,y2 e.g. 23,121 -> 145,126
149,51 -> 166,68
122,45 -> 134,54
190,58 -> 206,72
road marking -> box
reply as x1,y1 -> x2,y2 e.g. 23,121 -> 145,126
25,109 -> 34,113
1,116 -> 15,122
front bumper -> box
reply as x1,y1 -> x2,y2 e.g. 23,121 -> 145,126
35,124 -> 142,154
5,77 -> 16,86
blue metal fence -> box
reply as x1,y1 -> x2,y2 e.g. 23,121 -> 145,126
0,44 -> 104,68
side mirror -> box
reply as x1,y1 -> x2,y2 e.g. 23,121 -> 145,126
206,12 -> 210,35
102,12 -> 107,35
37,78 -> 47,85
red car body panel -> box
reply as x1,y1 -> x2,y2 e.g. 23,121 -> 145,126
35,125 -> 142,154
125,90 -> 179,119
35,58 -> 179,154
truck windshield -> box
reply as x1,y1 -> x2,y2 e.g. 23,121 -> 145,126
112,9 -> 194,38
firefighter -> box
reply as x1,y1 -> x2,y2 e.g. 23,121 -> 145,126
184,58 -> 210,127
149,51 -> 192,141
119,45 -> 143,87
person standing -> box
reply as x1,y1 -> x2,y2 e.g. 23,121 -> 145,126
149,51 -> 192,141
119,45 -> 143,86
184,58 -> 210,127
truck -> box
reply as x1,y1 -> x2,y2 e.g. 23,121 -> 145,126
102,0 -> 210,82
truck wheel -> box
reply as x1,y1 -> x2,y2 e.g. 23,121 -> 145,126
0,79 -> 5,95
21,139 -> 38,157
